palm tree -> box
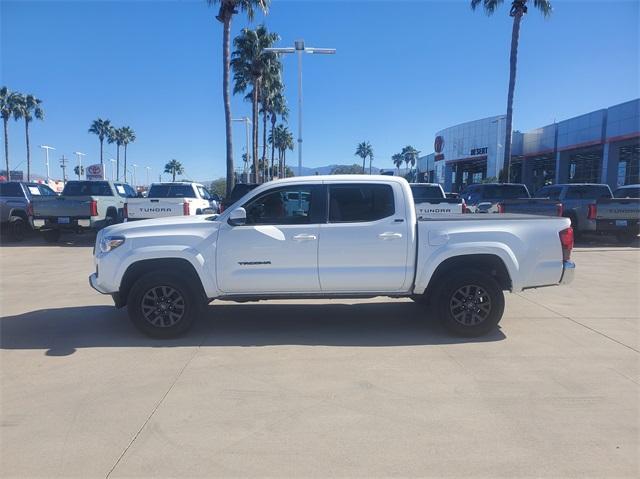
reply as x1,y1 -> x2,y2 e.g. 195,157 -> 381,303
471,0 -> 552,181
0,87 -> 21,179
164,159 -> 184,181
120,126 -> 136,182
257,66 -> 285,181
13,93 -> 44,181
267,88 -> 288,179
392,153 -> 404,175
107,126 -> 125,181
231,25 -> 280,183
401,145 -> 420,176
88,118 -> 112,174
355,141 -> 374,174
207,0 -> 270,195
271,123 -> 293,178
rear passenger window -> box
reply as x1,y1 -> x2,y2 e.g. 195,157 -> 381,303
0,183 -> 23,197
329,184 -> 394,223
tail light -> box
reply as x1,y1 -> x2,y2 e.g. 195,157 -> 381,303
124,203 -> 128,219
89,200 -> 98,216
462,203 -> 469,214
556,203 -> 563,217
496,203 -> 505,214
26,201 -> 33,217
587,204 -> 597,220
559,227 -> 574,261
183,201 -> 190,216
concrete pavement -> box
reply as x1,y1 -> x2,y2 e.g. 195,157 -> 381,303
0,235 -> 638,478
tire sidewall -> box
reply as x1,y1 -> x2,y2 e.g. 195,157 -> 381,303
127,272 -> 199,338
8,217 -> 26,241
437,269 -> 505,337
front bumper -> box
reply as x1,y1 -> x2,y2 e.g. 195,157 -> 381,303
89,272 -> 110,294
559,260 -> 576,285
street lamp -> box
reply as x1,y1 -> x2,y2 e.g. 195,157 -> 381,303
132,164 -> 138,186
74,151 -> 86,179
233,117 -> 251,182
145,166 -> 151,186
39,145 -> 55,182
265,40 -> 336,176
109,159 -> 116,180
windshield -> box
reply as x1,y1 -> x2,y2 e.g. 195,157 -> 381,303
148,184 -> 196,198
410,185 -> 444,202
62,181 -> 113,196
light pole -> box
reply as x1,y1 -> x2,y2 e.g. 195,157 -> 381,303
265,40 -> 336,177
109,159 -> 116,180
132,164 -> 138,187
39,145 -> 55,182
233,117 -> 251,182
145,166 -> 151,186
74,151 -> 86,179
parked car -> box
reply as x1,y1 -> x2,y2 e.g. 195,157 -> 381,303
461,183 -> 562,216
220,183 -> 259,212
32,180 -> 135,242
90,175 -> 575,339
409,183 -> 464,217
592,184 -> 640,243
125,182 -> 218,221
534,183 -> 614,237
0,181 -> 57,241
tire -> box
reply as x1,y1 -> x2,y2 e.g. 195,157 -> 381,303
102,214 -> 117,230
8,216 -> 26,242
435,269 -> 505,337
616,232 -> 638,244
127,272 -> 202,338
42,229 -> 61,243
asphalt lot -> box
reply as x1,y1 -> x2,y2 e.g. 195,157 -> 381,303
1,233 -> 638,478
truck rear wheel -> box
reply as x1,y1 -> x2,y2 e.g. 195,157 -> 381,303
127,272 -> 201,338
435,269 -> 504,337
8,216 -> 26,242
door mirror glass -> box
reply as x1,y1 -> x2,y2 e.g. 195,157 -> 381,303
228,207 -> 247,226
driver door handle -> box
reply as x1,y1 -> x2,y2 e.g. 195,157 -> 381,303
378,232 -> 403,240
292,234 -> 317,241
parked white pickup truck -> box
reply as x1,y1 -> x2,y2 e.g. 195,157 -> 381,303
125,182 -> 218,221
90,175 -> 575,338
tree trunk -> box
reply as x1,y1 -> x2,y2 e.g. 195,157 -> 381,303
222,14 -> 235,194
252,85 -> 259,183
262,109 -> 268,180
124,144 -> 128,184
116,145 -> 120,181
3,118 -> 9,179
172,169 -> 176,182
503,9 -> 524,183
99,138 -> 104,179
369,157 -> 372,175
362,157 -> 366,173
270,115 -> 276,179
25,119 -> 30,181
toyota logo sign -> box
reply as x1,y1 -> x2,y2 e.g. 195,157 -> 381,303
434,135 -> 444,153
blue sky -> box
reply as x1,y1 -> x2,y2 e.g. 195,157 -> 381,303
2,0 -> 639,182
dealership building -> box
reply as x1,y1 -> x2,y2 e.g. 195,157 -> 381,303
417,98 -> 639,193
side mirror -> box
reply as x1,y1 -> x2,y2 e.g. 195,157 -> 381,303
228,207 -> 247,226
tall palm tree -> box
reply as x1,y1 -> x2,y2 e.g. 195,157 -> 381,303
0,87 -> 21,179
392,153 -> 404,175
256,65 -> 284,181
13,93 -> 44,181
267,88 -> 288,178
107,126 -> 125,181
120,126 -> 136,182
231,25 -> 280,183
271,123 -> 293,178
355,141 -> 374,174
207,0 -> 270,195
164,159 -> 184,181
471,0 -> 552,181
89,118 -> 112,175
401,145 -> 420,176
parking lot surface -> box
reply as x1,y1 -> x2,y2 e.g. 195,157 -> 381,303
1,235 -> 639,478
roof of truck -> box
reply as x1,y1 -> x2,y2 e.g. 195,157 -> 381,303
266,174 -> 409,185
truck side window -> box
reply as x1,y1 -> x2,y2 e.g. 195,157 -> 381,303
0,183 -> 23,197
329,184 -> 394,223
243,186 -> 316,225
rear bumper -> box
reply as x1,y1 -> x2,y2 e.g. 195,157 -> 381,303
595,219 -> 640,234
559,260 -> 576,285
33,217 -> 98,230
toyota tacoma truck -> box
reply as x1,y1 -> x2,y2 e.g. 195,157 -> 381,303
90,175 -> 575,339
32,180 -> 136,242
125,182 -> 219,221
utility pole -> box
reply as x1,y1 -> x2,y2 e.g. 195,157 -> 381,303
132,164 -> 138,187
59,155 -> 68,184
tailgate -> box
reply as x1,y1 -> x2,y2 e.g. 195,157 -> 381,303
415,200 -> 463,217
32,196 -> 91,218
126,198 -> 186,219
596,199 -> 640,220
500,199 -> 562,216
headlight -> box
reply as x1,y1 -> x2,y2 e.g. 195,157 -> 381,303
99,236 -> 125,253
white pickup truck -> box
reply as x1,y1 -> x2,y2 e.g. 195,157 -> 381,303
125,182 -> 219,221
90,175 -> 575,338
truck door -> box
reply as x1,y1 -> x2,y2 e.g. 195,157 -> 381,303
318,182 -> 410,292
216,184 -> 324,294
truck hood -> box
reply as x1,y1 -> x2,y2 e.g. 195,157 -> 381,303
101,214 -> 220,239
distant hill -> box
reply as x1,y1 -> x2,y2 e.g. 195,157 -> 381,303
298,164 -> 382,176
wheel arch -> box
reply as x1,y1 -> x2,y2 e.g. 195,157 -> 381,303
118,258 -> 207,308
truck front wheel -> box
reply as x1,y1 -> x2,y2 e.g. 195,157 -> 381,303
435,269 -> 505,337
127,272 -> 201,338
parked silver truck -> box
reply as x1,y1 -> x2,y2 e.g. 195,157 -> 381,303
32,180 -> 136,242
593,184 -> 640,243
0,181 -> 57,241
